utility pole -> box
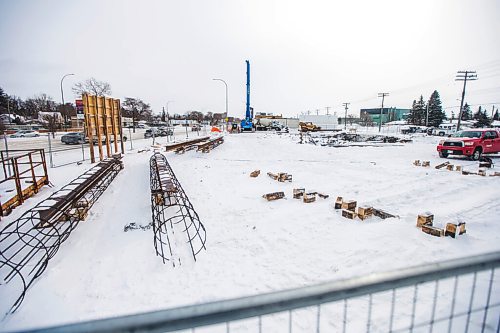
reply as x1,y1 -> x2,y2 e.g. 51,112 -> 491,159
378,93 -> 389,132
455,71 -> 477,131
342,102 -> 350,130
325,106 -> 331,115
316,109 -> 319,115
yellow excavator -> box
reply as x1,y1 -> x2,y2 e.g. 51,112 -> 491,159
299,122 -> 321,132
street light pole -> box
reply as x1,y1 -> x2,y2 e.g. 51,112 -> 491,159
166,100 -> 174,120
60,73 -> 75,126
212,79 -> 228,118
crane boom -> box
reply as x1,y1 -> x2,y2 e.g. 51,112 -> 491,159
246,60 -> 250,120
240,60 -> 254,131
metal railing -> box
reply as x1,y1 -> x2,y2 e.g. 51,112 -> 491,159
0,149 -> 49,216
24,251 -> 499,333
0,157 -> 123,314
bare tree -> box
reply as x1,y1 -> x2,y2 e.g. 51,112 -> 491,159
72,77 -> 112,97
42,114 -> 60,138
23,94 -> 57,119
360,111 -> 374,127
122,97 -> 152,132
187,111 -> 203,123
57,103 -> 76,124
347,114 -> 355,126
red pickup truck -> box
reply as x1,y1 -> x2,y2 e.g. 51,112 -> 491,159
436,128 -> 500,160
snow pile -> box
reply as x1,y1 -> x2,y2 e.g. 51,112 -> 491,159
0,132 -> 499,331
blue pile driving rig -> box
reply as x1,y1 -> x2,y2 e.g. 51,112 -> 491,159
240,60 -> 254,131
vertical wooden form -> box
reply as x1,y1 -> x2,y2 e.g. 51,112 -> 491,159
102,97 -> 112,157
83,94 -> 96,163
116,99 -> 125,154
94,95 -> 104,161
110,99 -> 119,153
83,94 -> 122,162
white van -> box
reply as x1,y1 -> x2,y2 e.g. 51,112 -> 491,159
433,124 -> 457,136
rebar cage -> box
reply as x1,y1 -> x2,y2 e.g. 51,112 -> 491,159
149,152 -> 206,266
0,157 -> 123,314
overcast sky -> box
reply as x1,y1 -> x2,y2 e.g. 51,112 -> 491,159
1,0 -> 499,118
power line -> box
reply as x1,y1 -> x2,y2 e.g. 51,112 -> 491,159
443,102 -> 500,109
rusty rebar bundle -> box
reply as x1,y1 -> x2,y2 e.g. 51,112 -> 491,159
149,153 -> 206,266
0,157 -> 123,314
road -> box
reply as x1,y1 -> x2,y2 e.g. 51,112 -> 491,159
0,126 -> 211,152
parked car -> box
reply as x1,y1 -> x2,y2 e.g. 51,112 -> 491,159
191,124 -> 201,131
144,127 -> 172,138
269,121 -> 285,131
433,124 -> 457,136
10,130 -> 40,138
61,132 -> 88,144
436,128 -> 500,160
158,127 -> 173,136
401,126 -> 429,135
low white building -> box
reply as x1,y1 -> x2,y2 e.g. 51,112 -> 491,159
38,111 -> 63,122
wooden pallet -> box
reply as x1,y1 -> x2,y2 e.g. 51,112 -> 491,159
262,192 -> 285,201
417,213 -> 434,228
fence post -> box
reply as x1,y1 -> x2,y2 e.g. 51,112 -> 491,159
81,141 -> 85,162
128,127 -> 133,150
2,134 -> 12,177
47,133 -> 54,168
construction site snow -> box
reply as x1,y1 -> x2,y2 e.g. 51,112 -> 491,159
1,130 -> 499,332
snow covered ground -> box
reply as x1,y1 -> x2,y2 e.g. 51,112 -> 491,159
0,130 -> 499,331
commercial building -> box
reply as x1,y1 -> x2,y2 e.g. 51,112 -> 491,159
360,108 -> 410,125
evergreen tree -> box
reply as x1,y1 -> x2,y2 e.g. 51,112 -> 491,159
0,87 -> 9,114
461,103 -> 472,120
473,106 -> 491,128
408,95 -> 426,125
493,109 -> 499,121
427,90 -> 446,127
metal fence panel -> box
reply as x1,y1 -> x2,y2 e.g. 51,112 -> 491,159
22,251 -> 500,333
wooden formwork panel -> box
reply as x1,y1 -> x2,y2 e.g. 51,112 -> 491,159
341,200 -> 357,212
417,213 -> 434,228
82,94 -> 123,163
342,209 -> 356,219
334,196 -> 343,209
357,206 -> 373,221
262,192 -> 285,201
421,224 -> 444,237
293,188 -> 305,199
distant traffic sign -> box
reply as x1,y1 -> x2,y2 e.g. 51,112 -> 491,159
76,99 -> 84,119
